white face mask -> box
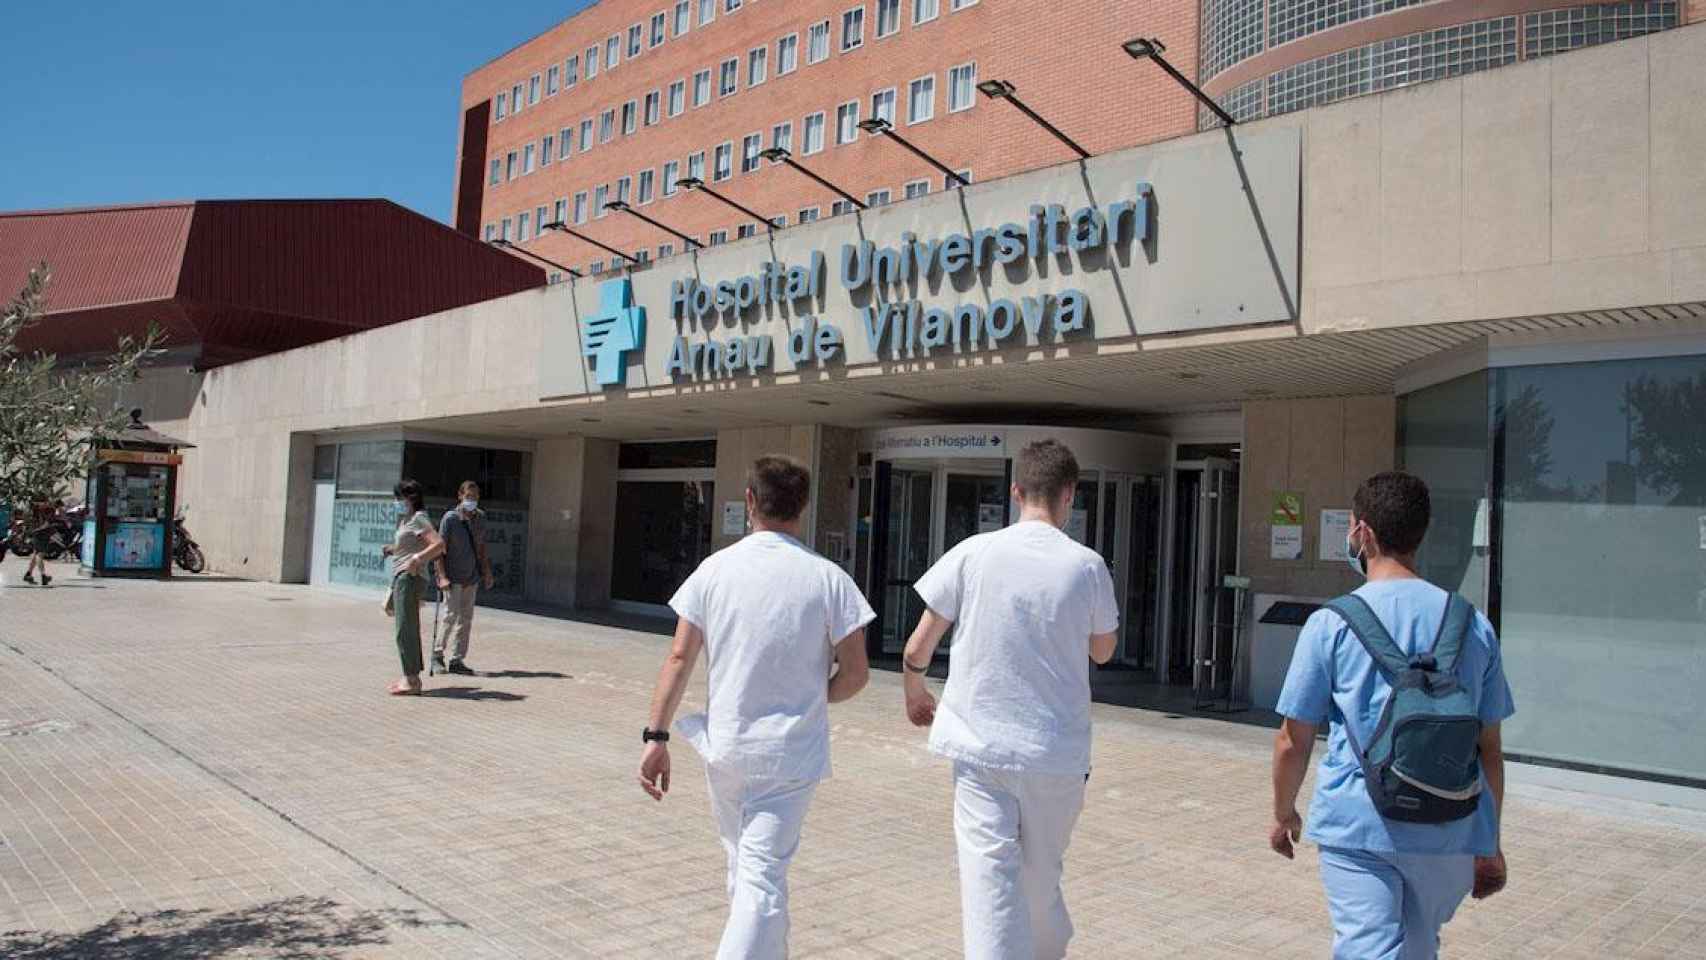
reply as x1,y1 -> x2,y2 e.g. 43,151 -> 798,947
460,498 -> 478,512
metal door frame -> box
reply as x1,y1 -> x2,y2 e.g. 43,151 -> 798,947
1191,458 -> 1239,693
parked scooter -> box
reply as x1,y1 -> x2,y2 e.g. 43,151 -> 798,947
173,508 -> 206,574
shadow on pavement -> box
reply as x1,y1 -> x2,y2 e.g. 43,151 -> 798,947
479,669 -> 571,680
0,895 -> 427,959
420,686 -> 526,702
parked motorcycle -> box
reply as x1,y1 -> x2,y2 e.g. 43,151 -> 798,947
34,503 -> 87,562
5,513 -> 32,557
173,509 -> 206,574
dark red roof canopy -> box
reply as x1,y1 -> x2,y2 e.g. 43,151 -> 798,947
0,199 -> 544,367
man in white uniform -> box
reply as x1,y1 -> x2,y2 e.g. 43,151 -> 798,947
902,438 -> 1118,960
639,454 -> 874,960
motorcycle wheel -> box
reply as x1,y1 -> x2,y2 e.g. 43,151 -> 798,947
177,543 -> 206,574
8,535 -> 32,557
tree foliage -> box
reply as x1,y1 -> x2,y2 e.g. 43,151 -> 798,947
0,264 -> 162,506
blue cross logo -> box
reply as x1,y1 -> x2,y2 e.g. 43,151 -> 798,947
582,278 -> 646,388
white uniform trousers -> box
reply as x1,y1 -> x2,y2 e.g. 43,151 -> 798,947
952,760 -> 1087,960
705,763 -> 819,960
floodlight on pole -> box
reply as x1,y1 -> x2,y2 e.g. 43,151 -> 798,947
678,177 -> 784,231
857,117 -> 970,188
540,221 -> 637,265
975,79 -> 1091,160
1122,36 -> 1236,127
603,200 -> 702,249
488,239 -> 584,279
757,146 -> 867,210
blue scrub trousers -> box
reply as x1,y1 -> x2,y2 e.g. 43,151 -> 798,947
1318,846 -> 1474,960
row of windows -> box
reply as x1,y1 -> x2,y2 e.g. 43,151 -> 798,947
484,170 -> 971,271
491,0 -> 980,123
488,65 -> 979,189
1200,2 -> 1679,126
1201,1 -> 1430,80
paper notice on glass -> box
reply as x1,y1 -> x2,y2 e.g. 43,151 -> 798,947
978,503 -> 1004,533
1473,498 -> 1491,549
721,501 -> 747,536
1270,524 -> 1303,560
1320,509 -> 1352,561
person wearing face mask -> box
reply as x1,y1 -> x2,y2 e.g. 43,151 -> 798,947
380,479 -> 446,696
1270,471 -> 1514,959
430,480 -> 494,676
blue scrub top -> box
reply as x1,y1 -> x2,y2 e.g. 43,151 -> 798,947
1277,578 -> 1515,856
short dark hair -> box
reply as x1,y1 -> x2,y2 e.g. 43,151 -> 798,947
748,455 -> 811,522
1014,439 -> 1080,504
1352,471 -> 1431,555
394,479 -> 426,515
458,480 -> 480,496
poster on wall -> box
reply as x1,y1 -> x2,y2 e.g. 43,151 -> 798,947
978,504 -> 1004,534
479,507 -> 529,595
1269,491 -> 1304,561
104,522 -> 165,569
328,499 -> 398,590
1319,509 -> 1352,561
722,501 -> 747,537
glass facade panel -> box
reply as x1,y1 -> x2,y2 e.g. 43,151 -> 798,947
1524,1 -> 1678,58
1200,0 -> 1265,80
611,480 -> 714,605
1398,371 -> 1491,610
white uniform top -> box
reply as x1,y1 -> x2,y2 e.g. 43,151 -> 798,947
670,530 -> 875,782
913,520 -> 1119,776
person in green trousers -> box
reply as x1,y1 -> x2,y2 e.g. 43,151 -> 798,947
382,480 -> 445,696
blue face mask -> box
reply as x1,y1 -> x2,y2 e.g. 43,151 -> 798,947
1345,528 -> 1368,578
395,500 -> 411,519
460,499 -> 478,512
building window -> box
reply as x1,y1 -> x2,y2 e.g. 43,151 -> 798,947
622,100 -> 638,135
651,12 -> 667,46
518,211 -> 531,241
505,151 -> 518,180
771,121 -> 793,151
634,249 -> 651,264
798,207 -> 820,224
720,58 -> 739,96
535,204 -> 548,231
742,133 -> 762,173
586,46 -> 599,79
951,0 -> 976,9
638,169 -> 656,204
606,36 -> 621,69
693,69 -> 712,106
709,230 -> 728,246
946,168 -> 971,188
489,158 -> 501,186
495,92 -> 508,120
725,0 -> 741,11
659,242 -> 675,259
546,65 -> 560,95
871,87 -> 896,124
591,260 -> 604,275
836,101 -> 860,144
699,0 -> 715,25
573,192 -> 589,223
803,112 -> 826,154
1525,1 -> 1678,58
513,83 -> 524,111
674,0 -> 691,35
908,75 -> 935,123
777,34 -> 799,74
594,184 -> 610,216
914,0 -> 939,24
876,0 -> 901,37
542,135 -> 555,167
1202,0 -> 1266,79
737,223 -> 756,239
580,119 -> 595,151
523,143 -> 536,174
554,198 -> 568,224
484,224 -> 496,241
616,176 -> 632,204
529,75 -> 541,104
769,215 -> 786,229
905,179 -> 930,199
668,80 -> 686,116
867,189 -> 891,206
548,271 -> 564,285
843,7 -> 865,50
644,91 -> 661,126
600,109 -> 616,143
808,20 -> 831,63
629,24 -> 645,58
1199,79 -> 1264,129
748,46 -> 768,86
663,160 -> 681,196
714,142 -> 734,181
831,199 -> 855,217
688,151 -> 707,181
566,55 -> 580,88
501,217 -> 512,240
948,62 -> 977,112
559,127 -> 573,160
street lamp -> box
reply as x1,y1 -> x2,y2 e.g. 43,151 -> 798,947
677,177 -> 783,231
603,200 -> 702,249
857,117 -> 970,188
976,80 -> 1091,160
758,147 -> 867,210
1122,36 -> 1236,127
488,239 -> 584,279
539,221 -> 637,265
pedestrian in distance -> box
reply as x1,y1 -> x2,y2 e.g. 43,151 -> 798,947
638,454 -> 874,960
22,496 -> 57,587
1270,470 -> 1512,960
431,480 -> 493,676
380,480 -> 446,696
901,438 -> 1118,960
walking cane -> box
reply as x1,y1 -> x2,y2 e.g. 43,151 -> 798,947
429,585 -> 443,677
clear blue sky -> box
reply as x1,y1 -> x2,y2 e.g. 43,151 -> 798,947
0,1 -> 595,224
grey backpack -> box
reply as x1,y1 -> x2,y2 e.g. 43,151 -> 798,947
1325,592 -> 1484,824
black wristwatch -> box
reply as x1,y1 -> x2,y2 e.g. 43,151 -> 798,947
642,727 -> 670,744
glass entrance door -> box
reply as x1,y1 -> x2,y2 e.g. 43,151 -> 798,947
1192,459 -> 1241,697
880,467 -> 934,654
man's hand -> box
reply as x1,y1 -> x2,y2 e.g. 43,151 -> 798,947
483,573 -> 495,590
903,674 -> 936,727
1269,808 -> 1303,859
403,554 -> 423,576
437,575 -> 451,591
638,742 -> 671,801
1472,851 -> 1507,899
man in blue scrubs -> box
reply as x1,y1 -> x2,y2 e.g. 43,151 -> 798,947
1270,471 -> 1513,959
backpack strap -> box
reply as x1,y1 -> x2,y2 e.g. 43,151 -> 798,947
1324,594 -> 1411,684
1428,593 -> 1474,673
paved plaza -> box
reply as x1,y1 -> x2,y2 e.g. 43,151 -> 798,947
1,564 -> 1704,958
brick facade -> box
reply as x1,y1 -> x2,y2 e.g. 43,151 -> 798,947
457,0 -> 1199,272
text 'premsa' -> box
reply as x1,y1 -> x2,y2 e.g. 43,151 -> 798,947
665,182 -> 1152,381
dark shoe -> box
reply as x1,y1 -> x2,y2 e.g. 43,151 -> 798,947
23,572 -> 35,585
430,654 -> 448,675
40,574 -> 51,587
446,659 -> 476,676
